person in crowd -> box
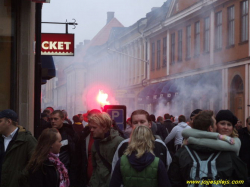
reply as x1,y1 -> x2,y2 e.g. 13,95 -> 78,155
239,116 -> 250,186
236,120 -> 243,131
72,115 -> 84,136
112,120 -> 126,138
110,125 -> 171,187
35,111 -> 51,139
78,114 -> 83,122
89,112 -> 124,187
156,116 -> 164,124
149,114 -> 157,136
169,110 -> 247,187
45,106 -> 54,115
79,109 -> 101,187
123,117 -> 133,138
182,110 -> 241,155
50,110 -> 78,186
112,110 -> 172,173
0,109 -> 37,187
153,115 -> 168,140
28,128 -> 70,187
164,115 -> 191,153
189,109 -> 202,124
62,110 -> 73,125
163,113 -> 175,133
172,116 -> 178,126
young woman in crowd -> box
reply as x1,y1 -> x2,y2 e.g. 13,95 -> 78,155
28,128 -> 70,187
182,110 -> 241,155
110,125 -> 171,187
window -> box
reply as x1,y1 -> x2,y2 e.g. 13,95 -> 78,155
194,21 -> 200,56
171,33 -> 175,64
178,30 -> 182,61
204,17 -> 210,53
151,43 -> 155,70
228,6 -> 235,46
186,25 -> 191,58
241,0 -> 248,42
215,11 -> 222,50
163,37 -> 167,67
157,40 -> 161,69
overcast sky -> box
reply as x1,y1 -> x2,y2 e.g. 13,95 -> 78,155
42,0 -> 167,45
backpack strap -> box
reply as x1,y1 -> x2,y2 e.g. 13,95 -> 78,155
184,146 -> 201,183
207,152 -> 221,180
94,140 -> 112,173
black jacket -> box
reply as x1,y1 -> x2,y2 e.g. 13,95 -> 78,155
58,123 -> 79,186
156,122 -> 168,140
163,119 -> 175,133
78,126 -> 91,187
239,127 -> 250,176
169,144 -> 248,187
110,152 -> 171,187
29,160 -> 60,187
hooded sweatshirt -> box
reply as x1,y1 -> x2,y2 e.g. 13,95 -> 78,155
109,152 -> 170,187
164,122 -> 191,146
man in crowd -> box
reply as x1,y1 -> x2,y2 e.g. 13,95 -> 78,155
89,112 -> 124,187
239,116 -> 250,186
169,110 -> 247,187
0,109 -> 37,187
112,109 -> 172,173
164,115 -> 191,153
163,113 -> 175,133
50,110 -> 79,186
123,117 -> 133,138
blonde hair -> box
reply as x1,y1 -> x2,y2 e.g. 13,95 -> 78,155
231,128 -> 239,137
88,112 -> 112,129
124,125 -> 155,158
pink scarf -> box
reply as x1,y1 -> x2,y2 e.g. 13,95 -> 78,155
48,152 -> 70,187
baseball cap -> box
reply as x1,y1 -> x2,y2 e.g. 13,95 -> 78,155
0,109 -> 18,122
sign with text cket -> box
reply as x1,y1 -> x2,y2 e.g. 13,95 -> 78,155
41,33 -> 74,56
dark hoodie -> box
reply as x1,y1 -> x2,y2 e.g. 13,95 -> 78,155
110,152 -> 171,187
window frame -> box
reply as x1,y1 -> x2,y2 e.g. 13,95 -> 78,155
151,43 -> 155,70
240,0 -> 249,42
163,37 -> 167,67
178,30 -> 183,62
194,21 -> 200,56
186,25 -> 191,59
227,5 -> 235,47
171,33 -> 175,64
215,11 -> 222,50
157,40 -> 161,69
204,17 -> 210,53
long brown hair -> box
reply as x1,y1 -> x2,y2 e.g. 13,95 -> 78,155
27,128 -> 59,172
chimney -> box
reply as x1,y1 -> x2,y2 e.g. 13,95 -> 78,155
107,12 -> 114,24
84,40 -> 90,45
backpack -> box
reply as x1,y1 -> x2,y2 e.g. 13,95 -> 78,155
185,146 -> 222,187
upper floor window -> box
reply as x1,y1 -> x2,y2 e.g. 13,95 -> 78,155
194,21 -> 200,56
151,43 -> 155,70
171,33 -> 175,64
215,11 -> 222,50
241,0 -> 249,42
163,37 -> 167,67
228,6 -> 235,46
157,40 -> 161,69
178,30 -> 182,62
204,17 -> 210,53
186,25 -> 191,58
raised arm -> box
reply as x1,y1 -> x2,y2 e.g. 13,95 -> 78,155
187,137 -> 241,155
182,128 -> 219,139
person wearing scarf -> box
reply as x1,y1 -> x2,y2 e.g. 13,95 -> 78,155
28,128 -> 70,187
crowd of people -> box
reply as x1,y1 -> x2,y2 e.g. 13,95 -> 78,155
0,106 -> 249,187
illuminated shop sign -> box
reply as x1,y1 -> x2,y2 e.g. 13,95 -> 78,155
41,33 -> 74,56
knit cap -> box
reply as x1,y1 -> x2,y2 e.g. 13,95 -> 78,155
215,110 -> 238,127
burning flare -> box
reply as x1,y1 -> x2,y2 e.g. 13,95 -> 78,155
97,90 -> 110,107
